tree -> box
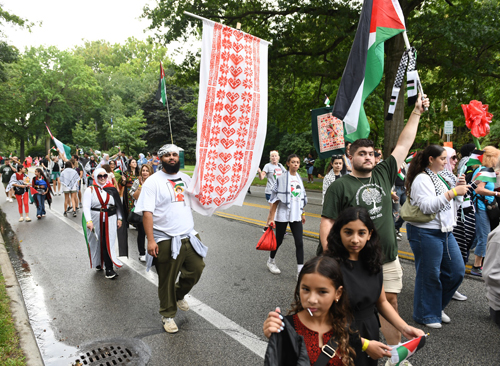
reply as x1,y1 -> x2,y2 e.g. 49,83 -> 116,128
142,85 -> 197,162
19,46 -> 103,151
73,120 -> 99,150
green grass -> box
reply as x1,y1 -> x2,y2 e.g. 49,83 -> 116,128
0,272 -> 26,366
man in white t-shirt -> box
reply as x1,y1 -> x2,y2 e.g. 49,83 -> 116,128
134,144 -> 207,334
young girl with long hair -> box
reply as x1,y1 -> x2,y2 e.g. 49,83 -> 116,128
404,145 -> 469,328
266,154 -> 307,276
326,207 -> 424,365
32,168 -> 52,219
263,256 -> 356,366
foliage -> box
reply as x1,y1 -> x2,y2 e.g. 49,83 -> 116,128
0,272 -> 26,366
142,85 -> 198,163
73,120 -> 99,151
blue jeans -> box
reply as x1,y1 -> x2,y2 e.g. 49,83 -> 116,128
394,186 -> 407,231
473,208 -> 489,257
36,194 -> 46,216
407,224 -> 465,324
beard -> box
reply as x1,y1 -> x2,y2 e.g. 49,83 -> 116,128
162,160 -> 180,174
352,160 -> 374,174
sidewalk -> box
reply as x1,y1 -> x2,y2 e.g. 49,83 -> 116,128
0,193 -> 44,365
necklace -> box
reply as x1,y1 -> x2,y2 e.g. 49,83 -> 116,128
351,173 -> 372,191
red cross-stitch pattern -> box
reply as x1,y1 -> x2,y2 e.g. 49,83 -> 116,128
195,23 -> 262,208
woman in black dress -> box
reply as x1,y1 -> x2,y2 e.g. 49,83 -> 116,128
326,207 -> 424,366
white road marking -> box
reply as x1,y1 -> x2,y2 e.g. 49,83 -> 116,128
51,209 -> 268,359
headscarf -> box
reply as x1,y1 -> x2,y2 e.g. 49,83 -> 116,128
93,168 -> 108,188
138,153 -> 148,166
443,146 -> 457,173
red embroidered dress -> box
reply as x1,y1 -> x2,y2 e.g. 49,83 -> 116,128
293,314 -> 343,366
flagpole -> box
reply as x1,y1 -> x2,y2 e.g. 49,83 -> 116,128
165,91 -> 174,145
183,11 -> 273,45
402,31 -> 427,110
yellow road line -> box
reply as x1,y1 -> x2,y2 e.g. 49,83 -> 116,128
218,209 -> 474,271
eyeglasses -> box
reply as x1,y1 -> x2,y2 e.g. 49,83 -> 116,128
450,156 -> 458,160
331,155 -> 343,159
97,174 -> 108,179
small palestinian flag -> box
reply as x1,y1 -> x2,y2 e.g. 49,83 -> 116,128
472,167 -> 496,183
397,168 -> 405,180
324,94 -> 330,106
114,167 -> 122,174
390,335 -> 427,366
156,61 -> 167,107
405,152 -> 417,163
467,150 -> 484,166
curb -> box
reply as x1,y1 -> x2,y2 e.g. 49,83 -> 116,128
0,226 -> 44,365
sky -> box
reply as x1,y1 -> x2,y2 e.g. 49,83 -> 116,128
1,0 -> 162,52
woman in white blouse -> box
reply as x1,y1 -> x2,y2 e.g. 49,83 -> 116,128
405,145 -> 469,329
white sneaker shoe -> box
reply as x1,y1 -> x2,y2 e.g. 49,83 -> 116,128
452,291 -> 467,301
441,311 -> 451,323
177,298 -> 189,311
425,322 -> 442,329
138,255 -> 146,262
162,317 -> 178,333
267,259 -> 281,274
385,359 -> 413,366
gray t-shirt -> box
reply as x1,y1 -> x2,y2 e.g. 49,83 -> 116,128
263,163 -> 286,194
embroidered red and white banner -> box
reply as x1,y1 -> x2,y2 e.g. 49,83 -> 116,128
188,20 -> 269,216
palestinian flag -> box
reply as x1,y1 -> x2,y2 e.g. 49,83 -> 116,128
155,61 -> 167,107
114,167 -> 122,174
324,95 -> 330,106
397,168 -> 405,180
390,335 -> 427,366
467,150 -> 484,166
472,167 -> 496,183
332,0 -> 405,142
405,151 -> 417,163
45,123 -> 71,159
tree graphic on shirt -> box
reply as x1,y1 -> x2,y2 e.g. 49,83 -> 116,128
362,188 -> 382,215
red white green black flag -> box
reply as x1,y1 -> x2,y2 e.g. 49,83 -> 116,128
156,61 -> 167,107
467,150 -> 484,166
390,335 -> 427,365
332,0 -> 406,142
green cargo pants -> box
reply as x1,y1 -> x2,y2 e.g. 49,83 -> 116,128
154,236 -> 205,318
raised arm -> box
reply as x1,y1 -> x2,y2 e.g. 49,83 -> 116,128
391,94 -> 430,168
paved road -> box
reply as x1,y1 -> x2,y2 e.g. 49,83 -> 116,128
1,183 -> 499,365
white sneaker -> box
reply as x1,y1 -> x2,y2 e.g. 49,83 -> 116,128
441,311 -> 451,323
385,360 -> 413,366
452,291 -> 467,301
162,317 -> 178,333
177,298 -> 189,311
425,322 -> 442,329
267,259 -> 281,274
139,255 -> 146,262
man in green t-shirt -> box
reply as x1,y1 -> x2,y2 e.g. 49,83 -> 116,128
320,94 -> 429,353
0,159 -> 16,202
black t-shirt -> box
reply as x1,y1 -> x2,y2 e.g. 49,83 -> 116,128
52,162 -> 60,172
41,158 -> 49,168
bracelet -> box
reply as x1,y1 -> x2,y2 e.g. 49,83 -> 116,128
362,339 -> 370,352
412,110 -> 421,116
87,220 -> 93,224
301,212 -> 306,216
452,188 -> 458,197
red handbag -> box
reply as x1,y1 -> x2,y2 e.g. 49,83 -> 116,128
256,225 -> 277,251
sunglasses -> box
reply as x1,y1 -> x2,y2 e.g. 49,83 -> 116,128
450,156 -> 458,160
331,155 -> 343,159
97,174 -> 108,179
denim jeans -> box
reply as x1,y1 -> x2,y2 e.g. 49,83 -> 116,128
36,194 -> 46,216
407,224 -> 465,324
473,208 -> 490,257
394,186 -> 407,231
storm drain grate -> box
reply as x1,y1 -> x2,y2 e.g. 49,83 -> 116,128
75,345 -> 133,365
72,338 -> 150,366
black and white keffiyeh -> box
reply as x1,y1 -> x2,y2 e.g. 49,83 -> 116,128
425,168 -> 455,213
